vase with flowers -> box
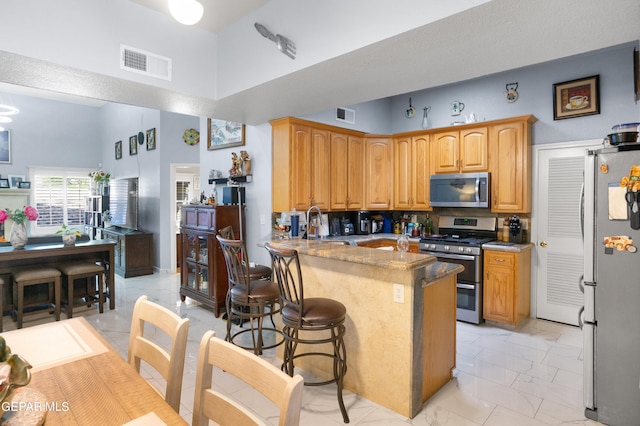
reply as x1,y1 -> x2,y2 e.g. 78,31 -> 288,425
89,170 -> 111,196
0,206 -> 39,249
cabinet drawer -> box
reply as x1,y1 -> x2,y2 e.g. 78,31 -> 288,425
485,251 -> 515,267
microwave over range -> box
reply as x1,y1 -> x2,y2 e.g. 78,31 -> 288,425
429,172 -> 490,208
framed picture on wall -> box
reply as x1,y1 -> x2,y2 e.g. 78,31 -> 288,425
115,141 -> 122,160
0,130 -> 10,164
129,135 -> 138,155
0,179 -> 9,188
553,75 -> 600,120
146,128 -> 156,151
18,181 -> 31,189
207,118 -> 245,150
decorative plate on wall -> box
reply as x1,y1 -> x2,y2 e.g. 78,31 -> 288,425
183,128 -> 199,146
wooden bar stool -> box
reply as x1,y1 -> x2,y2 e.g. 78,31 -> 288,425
11,266 -> 61,329
57,262 -> 105,318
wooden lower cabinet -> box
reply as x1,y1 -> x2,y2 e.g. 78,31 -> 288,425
100,228 -> 153,278
483,248 -> 531,326
179,205 -> 242,317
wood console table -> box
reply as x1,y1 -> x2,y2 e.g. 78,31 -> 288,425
0,240 -> 116,313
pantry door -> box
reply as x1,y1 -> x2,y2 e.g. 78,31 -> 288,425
533,140 -> 602,325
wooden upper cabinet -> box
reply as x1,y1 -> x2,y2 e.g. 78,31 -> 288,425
432,127 -> 488,174
489,117 -> 535,213
394,135 -> 430,210
271,118 -> 331,212
364,137 -> 393,210
330,133 -> 364,210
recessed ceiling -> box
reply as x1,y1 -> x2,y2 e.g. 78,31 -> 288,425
129,0 -> 268,34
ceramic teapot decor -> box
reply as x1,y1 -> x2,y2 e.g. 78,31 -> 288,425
504,82 -> 519,103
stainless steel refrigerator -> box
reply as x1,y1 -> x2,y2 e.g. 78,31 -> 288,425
583,144 -> 640,425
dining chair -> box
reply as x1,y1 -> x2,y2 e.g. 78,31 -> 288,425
216,235 -> 282,355
127,295 -> 190,413
192,330 -> 304,426
265,243 -> 350,423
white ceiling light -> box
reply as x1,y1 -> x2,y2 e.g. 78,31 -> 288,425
0,104 -> 18,115
168,0 -> 204,26
0,117 -> 12,124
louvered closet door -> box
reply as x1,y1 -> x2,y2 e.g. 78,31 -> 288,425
535,143 -> 598,325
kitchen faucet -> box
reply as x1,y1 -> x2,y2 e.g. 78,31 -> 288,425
305,205 -> 323,239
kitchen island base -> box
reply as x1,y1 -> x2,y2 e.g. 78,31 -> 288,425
268,240 -> 460,418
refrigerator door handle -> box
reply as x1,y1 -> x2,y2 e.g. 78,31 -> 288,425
579,274 -> 584,294
578,306 -> 585,329
583,322 -> 595,410
583,152 -> 596,284
580,181 -> 585,239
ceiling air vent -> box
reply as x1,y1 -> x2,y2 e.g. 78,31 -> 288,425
120,45 -> 172,81
336,107 -> 355,124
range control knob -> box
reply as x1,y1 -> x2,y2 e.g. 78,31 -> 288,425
466,247 -> 473,254
443,245 -> 450,252
458,247 -> 465,253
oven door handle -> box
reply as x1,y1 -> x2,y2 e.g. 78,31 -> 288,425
421,251 -> 476,262
457,283 -> 475,290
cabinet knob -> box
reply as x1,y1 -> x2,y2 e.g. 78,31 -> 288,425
540,241 -> 547,248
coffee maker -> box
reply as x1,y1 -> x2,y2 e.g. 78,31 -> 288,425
355,211 -> 370,235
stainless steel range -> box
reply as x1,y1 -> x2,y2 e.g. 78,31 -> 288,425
419,216 -> 497,324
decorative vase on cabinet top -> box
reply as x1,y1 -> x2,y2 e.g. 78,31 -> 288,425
10,222 -> 27,250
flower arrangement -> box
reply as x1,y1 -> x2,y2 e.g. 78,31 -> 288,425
0,206 -> 39,224
89,170 -> 111,184
55,224 -> 81,236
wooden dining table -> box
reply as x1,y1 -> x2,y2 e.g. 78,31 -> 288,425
0,317 -> 187,425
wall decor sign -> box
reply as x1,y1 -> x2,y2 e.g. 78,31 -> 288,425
553,75 -> 600,120
115,141 -> 122,160
0,130 -> 10,164
207,118 -> 245,151
129,135 -> 138,155
146,128 -> 156,151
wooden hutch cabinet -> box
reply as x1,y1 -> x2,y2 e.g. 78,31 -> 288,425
179,205 -> 243,317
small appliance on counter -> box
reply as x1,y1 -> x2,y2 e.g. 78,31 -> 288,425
341,218 -> 354,236
370,214 -> 384,234
222,186 -> 245,205
508,216 -> 522,243
355,211 -> 370,235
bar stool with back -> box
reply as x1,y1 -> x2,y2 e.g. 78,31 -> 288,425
216,235 -> 282,356
265,243 -> 350,423
217,225 -> 271,280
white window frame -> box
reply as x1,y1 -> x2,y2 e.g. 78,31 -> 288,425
29,167 -> 93,236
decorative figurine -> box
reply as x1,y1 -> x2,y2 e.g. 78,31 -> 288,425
229,152 -> 241,177
240,150 -> 251,176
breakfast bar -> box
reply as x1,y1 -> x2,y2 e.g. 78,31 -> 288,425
266,238 -> 463,418
0,240 -> 116,316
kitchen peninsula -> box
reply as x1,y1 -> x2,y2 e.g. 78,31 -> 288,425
266,238 -> 463,418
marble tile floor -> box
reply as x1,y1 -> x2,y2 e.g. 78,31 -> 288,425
1,271 -> 604,426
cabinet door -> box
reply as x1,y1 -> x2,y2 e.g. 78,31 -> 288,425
411,135 -> 431,210
290,124 -> 312,211
484,251 -> 516,323
490,121 -> 530,212
432,131 -> 459,174
346,136 -> 364,210
364,137 -> 393,210
330,132 -> 349,210
394,137 -> 412,209
459,127 -> 488,172
310,128 -> 331,209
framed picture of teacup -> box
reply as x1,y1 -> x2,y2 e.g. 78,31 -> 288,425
553,75 -> 600,120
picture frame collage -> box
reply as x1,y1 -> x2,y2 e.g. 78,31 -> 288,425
0,174 -> 30,189
116,128 -> 156,160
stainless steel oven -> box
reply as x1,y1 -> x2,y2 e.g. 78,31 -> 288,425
418,216 -> 496,324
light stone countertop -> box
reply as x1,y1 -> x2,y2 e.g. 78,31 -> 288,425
265,237 -> 465,284
482,241 -> 534,253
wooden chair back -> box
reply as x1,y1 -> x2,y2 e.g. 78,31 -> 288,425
192,330 -> 303,426
127,295 -> 190,413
